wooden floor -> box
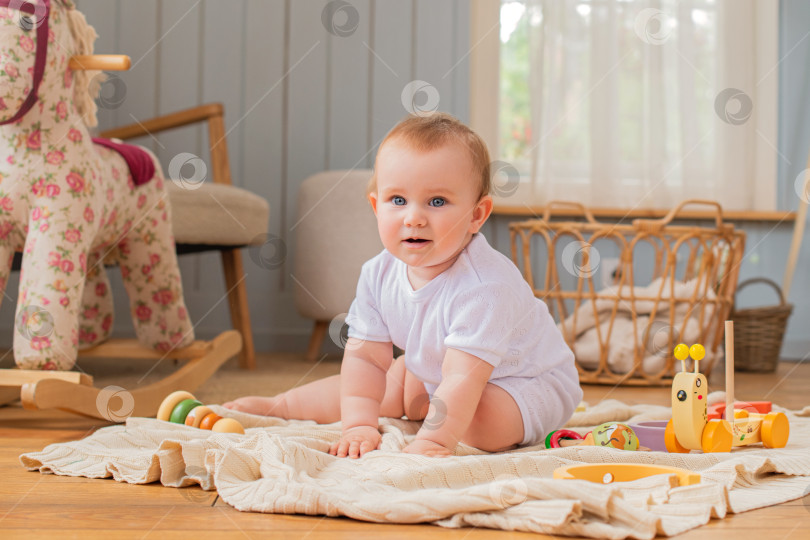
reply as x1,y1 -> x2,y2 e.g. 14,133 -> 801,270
1,355 -> 809,539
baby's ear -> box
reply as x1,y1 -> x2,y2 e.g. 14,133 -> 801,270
470,195 -> 493,232
368,191 -> 379,216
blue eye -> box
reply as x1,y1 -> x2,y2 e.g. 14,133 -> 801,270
429,197 -> 445,207
392,196 -> 406,206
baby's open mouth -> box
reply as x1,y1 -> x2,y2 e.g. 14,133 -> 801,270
404,238 -> 429,244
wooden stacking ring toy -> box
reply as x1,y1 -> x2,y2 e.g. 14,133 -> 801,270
157,391 -> 245,434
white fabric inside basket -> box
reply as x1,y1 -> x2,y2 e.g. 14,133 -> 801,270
559,277 -> 718,374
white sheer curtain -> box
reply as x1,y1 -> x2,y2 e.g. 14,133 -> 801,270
499,0 -> 777,210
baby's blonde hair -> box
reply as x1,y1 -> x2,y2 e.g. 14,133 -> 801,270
369,113 -> 491,200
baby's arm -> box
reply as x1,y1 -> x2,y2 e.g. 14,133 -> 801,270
329,338 -> 394,458
405,348 -> 493,456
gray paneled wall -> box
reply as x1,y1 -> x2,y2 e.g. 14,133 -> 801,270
2,0 -> 469,353
1,0 -> 807,361
777,0 -> 810,359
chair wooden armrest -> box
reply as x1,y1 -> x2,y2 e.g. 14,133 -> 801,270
99,103 -> 232,187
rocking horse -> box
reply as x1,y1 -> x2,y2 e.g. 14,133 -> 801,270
0,0 -> 241,419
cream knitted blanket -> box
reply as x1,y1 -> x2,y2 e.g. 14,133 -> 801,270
20,400 -> 810,539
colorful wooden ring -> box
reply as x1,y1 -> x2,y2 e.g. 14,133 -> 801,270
546,429 -> 584,448
212,417 -> 245,434
169,399 -> 203,424
185,405 -> 215,428
156,390 -> 196,422
199,413 -> 222,430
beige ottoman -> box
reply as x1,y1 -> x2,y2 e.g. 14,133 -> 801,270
293,170 -> 383,361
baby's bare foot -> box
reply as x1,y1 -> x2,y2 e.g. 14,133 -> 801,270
222,396 -> 285,417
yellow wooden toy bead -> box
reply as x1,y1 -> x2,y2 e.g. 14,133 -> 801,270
156,390 -> 196,422
689,343 -> 706,361
673,343 -> 689,362
212,417 -> 245,434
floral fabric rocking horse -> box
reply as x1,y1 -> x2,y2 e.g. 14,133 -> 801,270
0,0 -> 194,370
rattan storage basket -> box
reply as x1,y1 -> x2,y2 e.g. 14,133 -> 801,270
729,278 -> 793,372
509,200 -> 746,386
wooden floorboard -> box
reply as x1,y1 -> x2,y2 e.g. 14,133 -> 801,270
1,355 -> 808,539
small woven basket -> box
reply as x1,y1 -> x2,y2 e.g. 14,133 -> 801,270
730,278 -> 793,372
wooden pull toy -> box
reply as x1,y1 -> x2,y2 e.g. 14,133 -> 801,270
545,422 -> 640,450
157,391 -> 245,434
664,322 -> 789,453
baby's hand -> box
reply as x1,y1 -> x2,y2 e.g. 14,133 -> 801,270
329,425 -> 381,458
402,439 -> 453,457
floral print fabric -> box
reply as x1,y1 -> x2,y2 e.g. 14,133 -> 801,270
0,1 -> 194,369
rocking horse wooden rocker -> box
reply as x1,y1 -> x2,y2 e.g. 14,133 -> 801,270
0,0 -> 241,419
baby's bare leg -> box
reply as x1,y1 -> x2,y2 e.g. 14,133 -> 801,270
225,356 -> 416,422
461,383 -> 524,452
223,375 -> 342,422
379,355 -> 430,420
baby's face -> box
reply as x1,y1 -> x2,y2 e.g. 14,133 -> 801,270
369,140 -> 491,278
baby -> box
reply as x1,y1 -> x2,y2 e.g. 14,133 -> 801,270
225,113 -> 582,457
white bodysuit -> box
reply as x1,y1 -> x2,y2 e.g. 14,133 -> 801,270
347,233 -> 583,446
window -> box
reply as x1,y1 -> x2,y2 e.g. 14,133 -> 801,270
472,0 -> 779,211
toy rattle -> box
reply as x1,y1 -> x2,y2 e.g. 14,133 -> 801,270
664,321 -> 789,453
545,422 -> 640,450
157,391 -> 245,434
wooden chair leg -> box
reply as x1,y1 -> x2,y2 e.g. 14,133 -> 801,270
221,248 -> 256,370
306,320 -> 329,362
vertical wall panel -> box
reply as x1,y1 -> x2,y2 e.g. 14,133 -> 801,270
777,0 -> 810,357
370,0 -> 414,154
285,1 -> 329,242
114,0 -> 160,152
452,0 -> 471,123
153,1 -> 207,330
327,0 -> 371,170
242,0 -> 289,347
169,0 -> 251,334
414,0 -> 455,116
201,0 -> 245,183
156,0 -> 203,170
76,0 -> 119,128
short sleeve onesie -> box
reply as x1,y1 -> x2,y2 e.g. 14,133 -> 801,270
347,233 -> 583,445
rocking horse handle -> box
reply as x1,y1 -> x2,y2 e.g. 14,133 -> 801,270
68,54 -> 131,71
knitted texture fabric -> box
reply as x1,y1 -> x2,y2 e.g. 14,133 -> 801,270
21,400 -> 810,539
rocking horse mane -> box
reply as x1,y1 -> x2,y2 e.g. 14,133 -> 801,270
62,3 -> 104,128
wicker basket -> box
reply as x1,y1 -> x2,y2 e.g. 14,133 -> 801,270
729,278 -> 793,372
509,200 -> 746,386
